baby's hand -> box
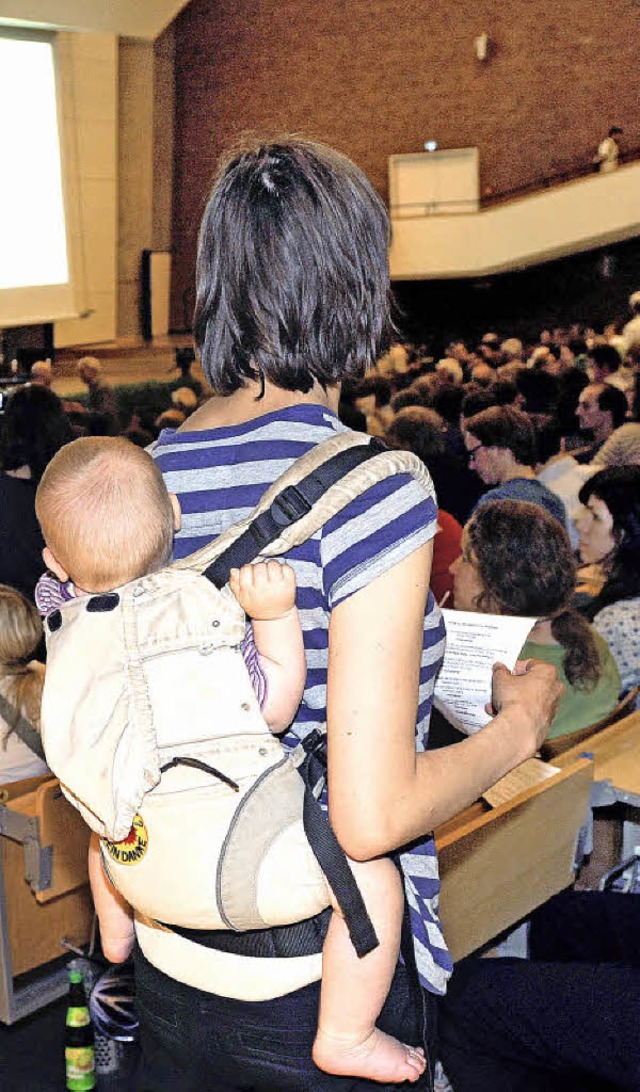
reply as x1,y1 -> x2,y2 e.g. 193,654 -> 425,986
229,561 -> 297,621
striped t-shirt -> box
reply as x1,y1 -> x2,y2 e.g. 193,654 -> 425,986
152,402 -> 452,995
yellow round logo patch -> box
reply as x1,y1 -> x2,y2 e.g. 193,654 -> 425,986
104,813 -> 148,865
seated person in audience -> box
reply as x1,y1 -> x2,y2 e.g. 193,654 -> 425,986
468,362 -> 495,388
0,585 -> 48,783
621,290 -> 640,356
386,405 -> 484,527
591,422 -> 640,468
351,373 -> 394,437
587,341 -> 623,385
77,357 -> 119,435
555,365 -> 590,450
36,435 -> 426,1085
463,406 -> 568,527
459,386 -> 495,428
155,389 -> 199,433
577,466 -> 640,706
432,384 -> 467,460
29,359 -> 54,388
450,499 -> 620,739
574,382 -> 628,463
0,384 -> 74,601
533,418 -> 595,548
477,332 -> 502,368
439,887 -> 640,1091
515,368 -> 559,415
499,336 -> 524,366
169,348 -> 204,398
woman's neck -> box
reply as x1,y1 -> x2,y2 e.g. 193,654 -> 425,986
183,378 -> 341,432
525,618 -> 557,645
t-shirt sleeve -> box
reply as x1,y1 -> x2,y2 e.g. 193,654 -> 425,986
320,470 -> 438,609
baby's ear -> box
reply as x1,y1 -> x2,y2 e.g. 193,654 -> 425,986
169,492 -> 182,532
42,546 -> 70,583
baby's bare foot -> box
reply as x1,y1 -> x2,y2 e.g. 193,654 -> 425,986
313,1026 -> 426,1083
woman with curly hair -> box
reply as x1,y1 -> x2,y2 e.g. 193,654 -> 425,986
577,465 -> 640,705
451,498 -> 620,739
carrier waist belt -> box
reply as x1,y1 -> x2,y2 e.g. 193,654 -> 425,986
162,907 -> 331,958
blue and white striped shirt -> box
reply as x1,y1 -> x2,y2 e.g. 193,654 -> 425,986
152,402 -> 452,994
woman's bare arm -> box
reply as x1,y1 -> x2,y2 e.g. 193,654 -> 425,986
327,542 -> 563,861
88,833 -> 135,963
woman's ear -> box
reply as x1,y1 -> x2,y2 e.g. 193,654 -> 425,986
42,546 -> 70,583
169,493 -> 182,532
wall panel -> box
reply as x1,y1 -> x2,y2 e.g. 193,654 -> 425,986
170,0 -> 639,329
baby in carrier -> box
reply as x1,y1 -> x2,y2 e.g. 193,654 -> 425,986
35,435 -> 425,1084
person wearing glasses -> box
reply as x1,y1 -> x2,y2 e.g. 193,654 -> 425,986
463,405 -> 567,527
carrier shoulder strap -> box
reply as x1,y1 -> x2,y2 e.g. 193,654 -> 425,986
0,691 -> 46,761
173,433 -> 433,589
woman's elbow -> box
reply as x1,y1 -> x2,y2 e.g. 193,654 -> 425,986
333,815 -> 397,862
101,936 -> 134,964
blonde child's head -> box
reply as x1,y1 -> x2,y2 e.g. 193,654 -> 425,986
36,437 -> 178,593
0,585 -> 44,739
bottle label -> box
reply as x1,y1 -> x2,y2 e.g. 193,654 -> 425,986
65,1046 -> 96,1090
66,1006 -> 90,1027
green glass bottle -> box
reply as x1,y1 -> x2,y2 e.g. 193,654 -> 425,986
65,969 -> 96,1091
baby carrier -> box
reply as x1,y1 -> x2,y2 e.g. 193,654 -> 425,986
41,433 -> 431,957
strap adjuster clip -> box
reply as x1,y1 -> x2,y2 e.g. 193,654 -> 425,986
270,485 -> 312,526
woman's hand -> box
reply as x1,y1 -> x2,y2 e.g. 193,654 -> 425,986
489,659 -> 564,753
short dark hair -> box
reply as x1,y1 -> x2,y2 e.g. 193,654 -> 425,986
589,344 -> 622,375
461,387 -> 495,419
596,384 -> 628,428
516,369 -> 559,414
385,406 -> 446,463
432,384 -> 465,424
464,405 -> 536,466
194,137 -> 393,395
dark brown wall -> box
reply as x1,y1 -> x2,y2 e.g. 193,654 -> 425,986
170,0 -> 639,329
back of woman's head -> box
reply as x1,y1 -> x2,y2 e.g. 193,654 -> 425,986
0,585 -> 44,736
0,385 -> 73,484
468,500 -> 601,688
579,465 -> 640,609
194,137 -> 392,396
386,406 -> 445,464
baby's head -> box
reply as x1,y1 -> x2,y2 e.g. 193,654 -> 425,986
36,437 -> 179,593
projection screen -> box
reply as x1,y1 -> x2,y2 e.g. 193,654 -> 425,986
0,28 -> 80,327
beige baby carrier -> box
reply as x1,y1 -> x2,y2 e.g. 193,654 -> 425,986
41,434 -> 430,960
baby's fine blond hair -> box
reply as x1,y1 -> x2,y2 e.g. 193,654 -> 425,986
36,437 -> 175,593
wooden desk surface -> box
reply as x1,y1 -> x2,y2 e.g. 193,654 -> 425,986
553,710 -> 640,798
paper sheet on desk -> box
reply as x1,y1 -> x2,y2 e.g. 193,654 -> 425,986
433,609 -> 536,735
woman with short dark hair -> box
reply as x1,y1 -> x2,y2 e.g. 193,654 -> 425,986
104,137 -> 561,1091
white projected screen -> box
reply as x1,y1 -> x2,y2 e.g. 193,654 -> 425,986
0,32 -> 74,325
